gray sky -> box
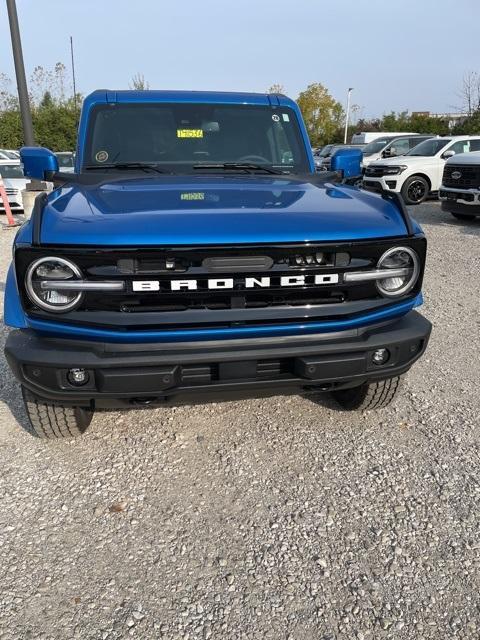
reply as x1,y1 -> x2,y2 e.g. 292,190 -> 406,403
1,0 -> 478,119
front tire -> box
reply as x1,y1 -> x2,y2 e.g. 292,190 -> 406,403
401,175 -> 429,205
21,386 -> 93,438
451,212 -> 476,221
331,376 -> 403,411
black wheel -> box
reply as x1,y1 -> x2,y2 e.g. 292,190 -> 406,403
331,376 -> 403,411
21,386 -> 93,439
401,176 -> 429,205
451,212 -> 476,221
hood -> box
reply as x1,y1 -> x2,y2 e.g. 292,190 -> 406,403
2,177 -> 28,189
361,153 -> 381,167
446,150 -> 480,165
370,155 -> 433,167
38,175 -> 410,246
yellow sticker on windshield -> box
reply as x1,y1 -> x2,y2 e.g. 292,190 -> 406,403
177,129 -> 203,138
181,192 -> 205,201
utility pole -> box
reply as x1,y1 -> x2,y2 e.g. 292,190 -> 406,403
6,0 -> 35,146
6,0 -> 47,217
343,87 -> 353,145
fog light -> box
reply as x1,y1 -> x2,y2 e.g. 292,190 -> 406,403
372,348 -> 390,365
67,368 -> 89,386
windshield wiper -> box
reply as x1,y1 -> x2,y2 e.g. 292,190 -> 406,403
193,162 -> 284,175
84,162 -> 166,174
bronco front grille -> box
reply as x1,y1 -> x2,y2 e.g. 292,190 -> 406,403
16,240 -> 426,330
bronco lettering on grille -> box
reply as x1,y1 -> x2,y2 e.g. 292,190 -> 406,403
132,274 -> 340,292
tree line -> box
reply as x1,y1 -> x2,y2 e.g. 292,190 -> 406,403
0,64 -> 479,151
284,72 -> 480,147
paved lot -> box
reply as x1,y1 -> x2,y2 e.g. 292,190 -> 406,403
0,202 -> 479,640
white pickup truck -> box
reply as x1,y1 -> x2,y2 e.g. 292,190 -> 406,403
362,136 -> 480,205
439,151 -> 480,221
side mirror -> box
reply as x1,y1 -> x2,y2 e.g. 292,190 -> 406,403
382,148 -> 394,158
442,150 -> 455,160
331,147 -> 362,180
20,146 -> 58,180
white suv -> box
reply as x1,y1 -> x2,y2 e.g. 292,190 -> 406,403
0,160 -> 27,212
362,136 -> 480,204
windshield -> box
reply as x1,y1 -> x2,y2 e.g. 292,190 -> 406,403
55,153 -> 74,168
406,138 -> 450,156
84,103 -> 310,174
0,163 -> 24,179
317,144 -> 334,157
362,137 -> 396,155
1,150 -> 19,160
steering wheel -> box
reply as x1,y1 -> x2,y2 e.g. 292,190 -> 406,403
236,155 -> 270,164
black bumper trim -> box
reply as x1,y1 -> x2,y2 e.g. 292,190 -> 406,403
441,200 -> 480,216
5,311 -> 431,407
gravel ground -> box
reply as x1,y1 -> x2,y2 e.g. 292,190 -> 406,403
0,202 -> 479,640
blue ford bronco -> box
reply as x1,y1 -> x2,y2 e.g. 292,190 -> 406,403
4,90 -> 431,438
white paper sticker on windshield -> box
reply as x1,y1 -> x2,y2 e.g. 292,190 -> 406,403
272,114 -> 280,122
282,113 -> 290,122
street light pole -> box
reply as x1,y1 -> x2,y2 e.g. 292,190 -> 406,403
6,0 -> 35,146
343,87 -> 353,145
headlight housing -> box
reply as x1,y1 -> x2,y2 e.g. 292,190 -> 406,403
376,246 -> 420,297
384,165 -> 408,175
25,256 -> 83,312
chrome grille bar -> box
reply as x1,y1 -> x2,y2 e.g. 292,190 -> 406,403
344,268 -> 410,282
40,280 -> 125,291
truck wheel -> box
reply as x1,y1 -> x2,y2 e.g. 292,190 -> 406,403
401,176 -> 429,205
451,212 -> 476,221
331,376 -> 403,411
21,386 -> 93,438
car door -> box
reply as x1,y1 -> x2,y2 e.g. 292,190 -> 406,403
388,138 -> 410,157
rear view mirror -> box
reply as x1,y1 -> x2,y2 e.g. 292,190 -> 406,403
20,146 -> 58,180
442,150 -> 455,159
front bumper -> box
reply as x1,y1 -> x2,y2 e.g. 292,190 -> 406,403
5,311 -> 432,408
0,195 -> 23,210
439,187 -> 480,215
362,176 -> 400,193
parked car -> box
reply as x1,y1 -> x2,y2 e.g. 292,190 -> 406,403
312,144 -> 335,169
0,149 -> 20,160
351,131 -> 417,144
361,134 -> 434,168
439,151 -> 480,221
362,136 -> 480,204
5,89 -> 431,438
0,159 -> 27,212
55,151 -> 75,173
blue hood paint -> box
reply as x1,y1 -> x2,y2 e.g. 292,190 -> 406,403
38,176 -> 409,246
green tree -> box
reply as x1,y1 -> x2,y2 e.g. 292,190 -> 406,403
0,109 -> 22,148
33,95 -> 78,150
0,63 -> 79,150
452,109 -> 480,135
296,83 -> 344,146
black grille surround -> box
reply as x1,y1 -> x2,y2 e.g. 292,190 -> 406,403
443,164 -> 480,189
16,239 -> 427,332
364,165 -> 389,178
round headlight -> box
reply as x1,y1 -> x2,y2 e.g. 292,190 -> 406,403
376,247 -> 420,297
25,257 -> 83,312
